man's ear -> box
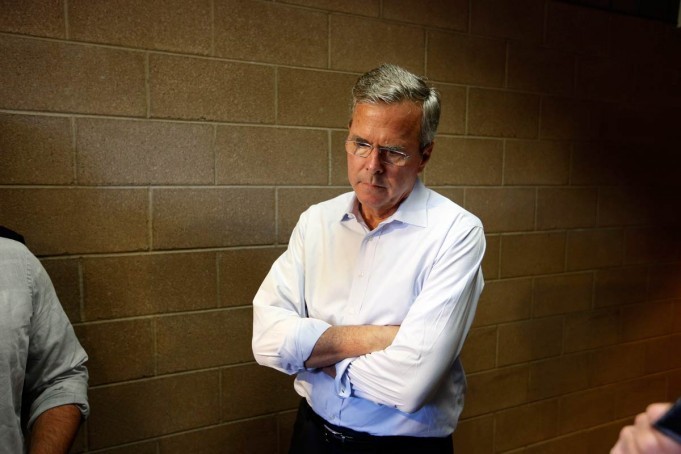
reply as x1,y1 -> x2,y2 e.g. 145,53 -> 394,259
418,142 -> 434,171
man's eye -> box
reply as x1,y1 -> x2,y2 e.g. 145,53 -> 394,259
357,142 -> 372,149
384,149 -> 404,157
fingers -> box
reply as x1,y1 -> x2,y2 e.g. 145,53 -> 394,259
646,403 -> 673,423
611,403 -> 681,454
322,365 -> 336,378
610,428 -> 627,453
612,425 -> 636,454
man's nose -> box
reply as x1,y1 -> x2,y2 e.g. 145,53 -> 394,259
365,148 -> 385,173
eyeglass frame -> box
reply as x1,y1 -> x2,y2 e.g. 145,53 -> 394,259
344,139 -> 421,167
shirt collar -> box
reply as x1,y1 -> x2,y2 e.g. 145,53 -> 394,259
341,179 -> 429,228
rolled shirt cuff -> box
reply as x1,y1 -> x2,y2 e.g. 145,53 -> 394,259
334,358 -> 354,397
280,317 -> 332,374
28,379 -> 89,429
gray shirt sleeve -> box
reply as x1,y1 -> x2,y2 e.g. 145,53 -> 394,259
22,248 -> 90,430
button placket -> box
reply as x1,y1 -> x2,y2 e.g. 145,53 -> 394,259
348,230 -> 383,322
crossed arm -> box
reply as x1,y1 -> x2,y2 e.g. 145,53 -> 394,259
304,325 -> 400,374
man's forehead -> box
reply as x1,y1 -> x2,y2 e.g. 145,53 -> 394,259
350,102 -> 421,123
348,102 -> 422,140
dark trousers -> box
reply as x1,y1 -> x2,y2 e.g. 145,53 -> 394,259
289,399 -> 454,454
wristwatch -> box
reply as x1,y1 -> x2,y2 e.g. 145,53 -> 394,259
654,398 -> 681,444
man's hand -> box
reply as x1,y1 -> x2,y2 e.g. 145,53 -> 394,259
304,325 -> 399,369
29,404 -> 82,454
322,365 -> 337,378
611,403 -> 681,454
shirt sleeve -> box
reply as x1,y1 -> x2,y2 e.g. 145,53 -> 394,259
252,210 -> 331,375
23,254 -> 90,430
340,224 -> 485,413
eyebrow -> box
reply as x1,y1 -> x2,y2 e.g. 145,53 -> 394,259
349,135 -> 406,152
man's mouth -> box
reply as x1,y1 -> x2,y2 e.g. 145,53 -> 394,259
363,182 -> 385,190
362,180 -> 385,188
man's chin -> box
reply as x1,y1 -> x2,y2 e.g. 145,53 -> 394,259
357,188 -> 388,203
356,194 -> 390,210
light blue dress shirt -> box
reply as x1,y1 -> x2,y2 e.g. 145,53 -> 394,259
0,238 -> 89,452
252,180 -> 485,437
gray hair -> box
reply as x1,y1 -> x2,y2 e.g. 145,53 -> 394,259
351,64 -> 441,149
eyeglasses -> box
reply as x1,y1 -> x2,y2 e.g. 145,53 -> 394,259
345,140 -> 412,167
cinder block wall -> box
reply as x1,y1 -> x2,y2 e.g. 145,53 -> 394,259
1,1 -> 680,452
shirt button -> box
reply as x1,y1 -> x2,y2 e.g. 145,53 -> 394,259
358,272 -> 364,277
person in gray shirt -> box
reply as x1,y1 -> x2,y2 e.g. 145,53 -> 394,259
0,235 -> 89,453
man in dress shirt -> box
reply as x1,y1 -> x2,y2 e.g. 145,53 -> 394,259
252,64 -> 485,453
0,233 -> 89,453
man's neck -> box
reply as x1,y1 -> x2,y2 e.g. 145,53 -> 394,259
358,203 -> 397,231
